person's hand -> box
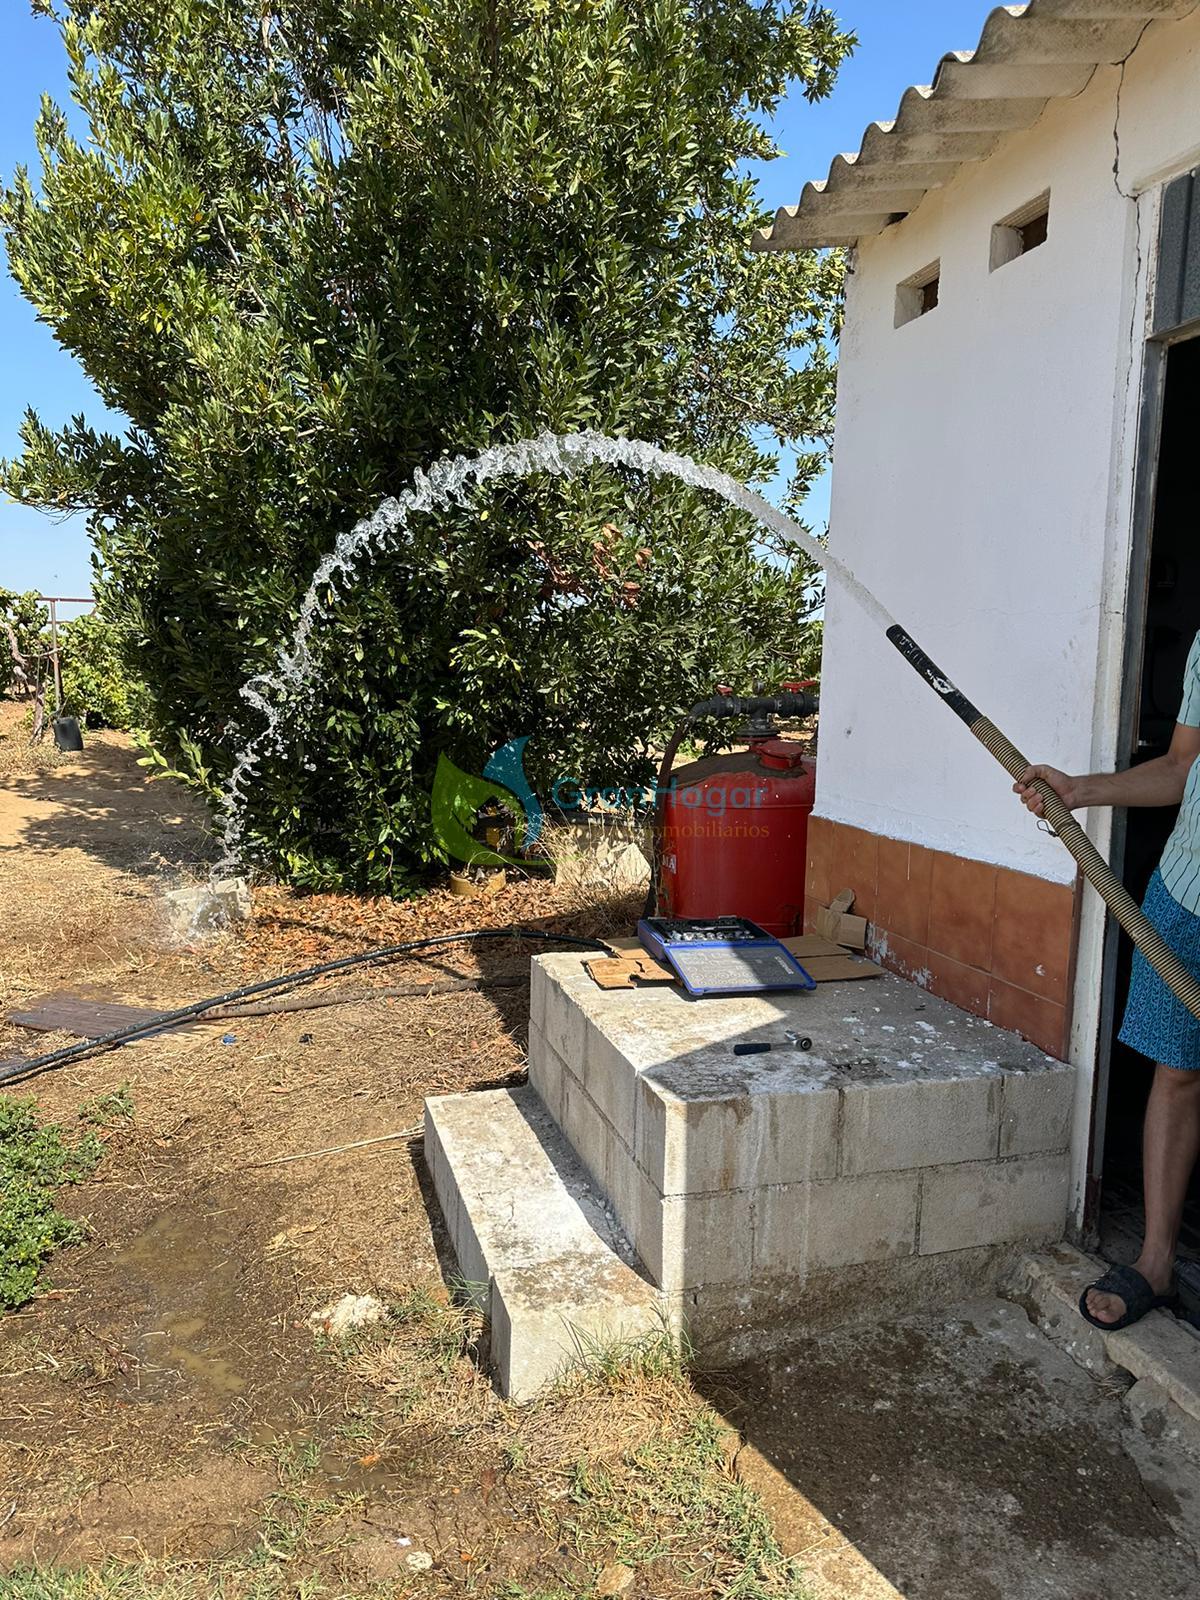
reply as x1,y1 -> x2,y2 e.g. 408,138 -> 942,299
1013,765 -> 1080,817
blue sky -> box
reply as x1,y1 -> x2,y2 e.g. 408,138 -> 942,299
0,1 -> 1000,605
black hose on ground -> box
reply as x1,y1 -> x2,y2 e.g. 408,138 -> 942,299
0,926 -> 610,1091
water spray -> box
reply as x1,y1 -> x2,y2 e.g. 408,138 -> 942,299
215,429 -> 1200,1027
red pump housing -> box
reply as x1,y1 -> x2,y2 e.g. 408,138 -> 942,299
658,736 -> 816,937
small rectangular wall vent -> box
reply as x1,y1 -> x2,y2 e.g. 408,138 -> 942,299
895,261 -> 940,328
991,192 -> 1050,271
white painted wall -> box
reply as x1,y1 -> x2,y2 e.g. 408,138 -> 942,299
819,10 -> 1200,890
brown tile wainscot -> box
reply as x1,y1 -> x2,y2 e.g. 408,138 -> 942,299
805,817 -> 1079,1058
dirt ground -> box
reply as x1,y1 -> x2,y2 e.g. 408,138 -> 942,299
2,705 -> 1199,1600
0,707 -> 805,1599
705,1299 -> 1200,1600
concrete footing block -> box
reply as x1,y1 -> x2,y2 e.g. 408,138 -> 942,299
1003,1243 -> 1200,1424
423,1085 -> 666,1400
919,1153 -> 1069,1255
840,1074 -> 1000,1175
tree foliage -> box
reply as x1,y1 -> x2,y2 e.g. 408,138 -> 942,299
3,0 -> 851,889
0,588 -> 147,729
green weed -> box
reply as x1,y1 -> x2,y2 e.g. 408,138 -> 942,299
0,1096 -> 101,1310
79,1085 -> 134,1128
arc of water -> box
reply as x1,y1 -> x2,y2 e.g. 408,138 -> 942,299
208,426 -> 1200,1027
213,429 -> 890,876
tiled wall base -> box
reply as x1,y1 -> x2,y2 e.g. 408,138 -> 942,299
805,816 -> 1078,1059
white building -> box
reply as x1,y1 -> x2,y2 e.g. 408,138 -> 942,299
755,0 -> 1200,1240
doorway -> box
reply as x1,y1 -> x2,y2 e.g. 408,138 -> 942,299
1098,333 -> 1200,1321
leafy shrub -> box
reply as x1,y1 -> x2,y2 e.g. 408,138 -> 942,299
0,1096 -> 101,1310
3,0 -> 848,888
58,612 -> 150,730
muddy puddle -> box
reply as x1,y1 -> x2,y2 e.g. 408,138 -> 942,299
110,1209 -> 258,1399
101,1206 -> 418,1496
242,1420 -> 427,1497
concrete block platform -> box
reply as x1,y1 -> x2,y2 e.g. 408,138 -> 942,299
531,954 -> 1071,1299
427,952 -> 1077,1394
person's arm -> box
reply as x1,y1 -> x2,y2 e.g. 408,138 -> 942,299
1014,723 -> 1200,818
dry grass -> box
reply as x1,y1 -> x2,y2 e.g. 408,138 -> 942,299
0,722 -> 815,1600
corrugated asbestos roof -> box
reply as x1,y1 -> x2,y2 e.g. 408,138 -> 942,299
752,0 -> 1200,252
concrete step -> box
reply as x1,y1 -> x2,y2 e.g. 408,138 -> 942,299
424,1085 -> 670,1400
1003,1243 -> 1200,1424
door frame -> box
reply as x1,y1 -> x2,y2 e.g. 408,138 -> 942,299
1086,309 -> 1200,1235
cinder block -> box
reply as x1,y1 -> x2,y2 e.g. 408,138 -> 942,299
919,1154 -> 1069,1255
754,1172 -> 919,1274
840,1074 -> 1001,1176
607,1148 -> 752,1292
527,1021 -> 569,1129
604,1138 -> 665,1280
635,1070 -> 839,1195
560,1073 -> 612,1193
584,1024 -> 639,1135
659,1188 -> 754,1291
528,957 -> 550,1037
998,1065 -> 1075,1157
536,956 -> 589,1072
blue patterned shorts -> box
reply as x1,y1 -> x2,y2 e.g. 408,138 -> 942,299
1118,869 -> 1200,1071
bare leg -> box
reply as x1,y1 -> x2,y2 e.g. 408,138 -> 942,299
1087,1062 -> 1200,1325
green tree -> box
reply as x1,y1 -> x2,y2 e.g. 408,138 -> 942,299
2,0 -> 851,890
59,611 -> 151,728
0,588 -> 49,700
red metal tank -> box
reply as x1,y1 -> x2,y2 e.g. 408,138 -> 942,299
659,737 -> 816,937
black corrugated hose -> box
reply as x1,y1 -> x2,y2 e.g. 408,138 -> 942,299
0,926 -> 610,1091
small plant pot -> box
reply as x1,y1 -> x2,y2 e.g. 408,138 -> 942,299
52,716 -> 84,752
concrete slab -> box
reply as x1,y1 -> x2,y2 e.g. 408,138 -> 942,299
702,1298 -> 1200,1599
1008,1243 -> 1200,1425
423,1087 -> 667,1400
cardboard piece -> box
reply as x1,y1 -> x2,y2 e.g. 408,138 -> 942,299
782,934 -> 848,960
585,954 -> 674,990
813,888 -> 868,950
802,953 -> 883,983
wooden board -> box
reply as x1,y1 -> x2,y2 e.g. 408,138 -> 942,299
8,992 -> 164,1039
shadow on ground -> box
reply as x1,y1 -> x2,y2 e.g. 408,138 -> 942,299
0,734 -> 214,874
697,1297 -> 1199,1600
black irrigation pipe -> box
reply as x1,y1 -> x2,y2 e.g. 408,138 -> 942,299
0,926 -> 610,1091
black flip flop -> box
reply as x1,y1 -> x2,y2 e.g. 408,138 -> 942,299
1078,1263 -> 1179,1331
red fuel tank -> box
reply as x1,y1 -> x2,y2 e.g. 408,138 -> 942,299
658,737 -> 816,937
